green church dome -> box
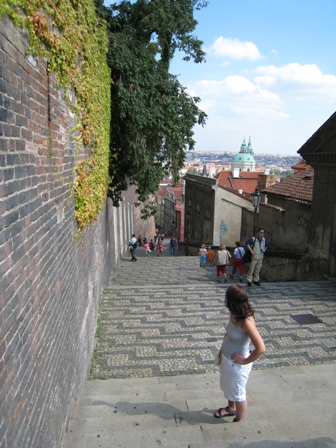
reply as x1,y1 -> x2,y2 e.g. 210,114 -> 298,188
231,136 -> 256,171
232,153 -> 254,162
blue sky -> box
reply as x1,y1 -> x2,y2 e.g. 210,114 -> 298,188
105,0 -> 336,156
171,0 -> 336,155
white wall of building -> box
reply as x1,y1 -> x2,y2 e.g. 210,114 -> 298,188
213,185 -> 254,247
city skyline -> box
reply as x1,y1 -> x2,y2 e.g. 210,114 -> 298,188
103,1 -> 336,156
170,0 -> 336,156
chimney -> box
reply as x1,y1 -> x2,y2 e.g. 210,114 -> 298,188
233,167 -> 240,178
258,172 -> 277,189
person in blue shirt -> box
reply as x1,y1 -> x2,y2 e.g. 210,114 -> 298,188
245,228 -> 268,286
169,236 -> 178,256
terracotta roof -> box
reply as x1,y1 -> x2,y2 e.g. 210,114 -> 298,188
157,189 -> 166,200
171,187 -> 183,199
291,159 -> 311,172
262,168 -> 314,204
158,186 -> 183,201
216,170 -> 259,194
298,111 -> 336,157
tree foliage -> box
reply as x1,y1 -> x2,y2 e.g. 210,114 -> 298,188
187,167 -> 199,175
94,0 -> 208,216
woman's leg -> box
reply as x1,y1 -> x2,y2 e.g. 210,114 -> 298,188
228,400 -> 236,412
234,399 -> 247,421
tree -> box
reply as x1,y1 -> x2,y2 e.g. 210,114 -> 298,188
187,167 -> 199,175
94,0 -> 208,216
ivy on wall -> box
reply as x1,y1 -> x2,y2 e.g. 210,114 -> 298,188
0,0 -> 111,235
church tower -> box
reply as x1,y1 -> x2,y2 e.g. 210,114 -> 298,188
231,137 -> 256,172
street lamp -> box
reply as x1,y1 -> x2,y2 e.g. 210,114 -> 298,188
251,187 -> 262,235
186,210 -> 191,256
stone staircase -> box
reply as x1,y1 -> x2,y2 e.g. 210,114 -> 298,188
62,247 -> 336,448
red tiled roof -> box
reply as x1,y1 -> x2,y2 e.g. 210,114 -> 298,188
216,170 -> 259,194
262,168 -> 314,204
157,189 -> 166,200
172,187 -> 183,198
158,186 -> 183,201
291,159 -> 311,172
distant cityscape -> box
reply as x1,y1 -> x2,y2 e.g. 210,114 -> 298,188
184,150 -> 301,174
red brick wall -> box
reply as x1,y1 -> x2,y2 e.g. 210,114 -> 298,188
0,16 -> 150,447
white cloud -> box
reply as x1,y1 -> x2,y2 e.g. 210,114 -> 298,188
188,76 -> 283,118
253,63 -> 336,101
206,37 -> 264,61
186,62 -> 336,154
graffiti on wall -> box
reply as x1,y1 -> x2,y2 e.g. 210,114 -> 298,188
274,220 -> 286,234
220,220 -> 228,238
297,215 -> 310,232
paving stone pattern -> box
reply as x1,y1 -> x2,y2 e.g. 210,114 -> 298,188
90,244 -> 336,379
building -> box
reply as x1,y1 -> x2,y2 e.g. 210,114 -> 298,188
155,178 -> 184,239
183,173 -> 255,251
297,111 -> 336,279
183,137 -> 277,251
231,137 -> 256,172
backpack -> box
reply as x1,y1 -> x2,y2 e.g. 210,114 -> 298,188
243,237 -> 255,264
133,241 -> 138,249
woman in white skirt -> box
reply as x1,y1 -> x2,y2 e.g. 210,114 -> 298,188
214,284 -> 265,422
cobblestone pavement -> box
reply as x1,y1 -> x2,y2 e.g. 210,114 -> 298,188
90,244 -> 336,379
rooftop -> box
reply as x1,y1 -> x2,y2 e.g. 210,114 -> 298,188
216,170 -> 259,194
263,167 -> 314,204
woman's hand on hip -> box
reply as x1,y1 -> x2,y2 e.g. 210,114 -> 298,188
231,354 -> 247,364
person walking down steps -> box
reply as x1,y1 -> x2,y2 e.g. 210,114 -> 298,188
156,239 -> 164,257
129,234 -> 138,262
230,241 -> 245,283
144,240 -> 151,257
214,244 -> 231,283
199,244 -> 207,267
169,236 -> 178,256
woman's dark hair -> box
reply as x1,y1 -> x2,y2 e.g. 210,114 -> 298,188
225,284 -> 254,324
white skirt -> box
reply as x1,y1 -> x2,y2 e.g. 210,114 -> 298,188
220,355 -> 253,402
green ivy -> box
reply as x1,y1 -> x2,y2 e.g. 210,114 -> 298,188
0,0 -> 111,235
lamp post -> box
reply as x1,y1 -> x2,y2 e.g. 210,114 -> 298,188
186,210 -> 191,256
251,187 -> 262,236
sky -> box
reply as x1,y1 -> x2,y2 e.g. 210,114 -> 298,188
105,1 -> 336,156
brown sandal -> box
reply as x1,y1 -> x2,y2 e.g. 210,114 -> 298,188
213,406 -> 236,418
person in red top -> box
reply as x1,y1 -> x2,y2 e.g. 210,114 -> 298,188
156,239 -> 164,257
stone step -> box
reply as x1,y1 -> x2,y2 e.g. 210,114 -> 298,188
63,366 -> 336,447
62,251 -> 336,448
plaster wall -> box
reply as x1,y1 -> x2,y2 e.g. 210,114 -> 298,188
257,200 -> 311,251
213,186 -> 253,247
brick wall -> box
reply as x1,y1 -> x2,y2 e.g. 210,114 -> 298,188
0,16 -> 152,447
